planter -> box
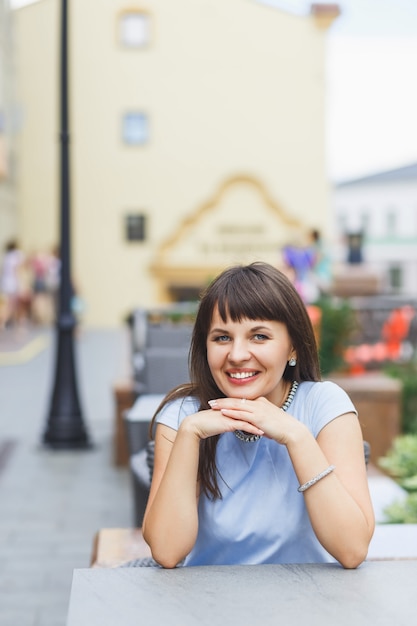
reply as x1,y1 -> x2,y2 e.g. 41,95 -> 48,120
330,372 -> 402,465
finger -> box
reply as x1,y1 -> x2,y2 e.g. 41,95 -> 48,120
220,408 -> 255,423
230,420 -> 264,436
209,398 -> 252,410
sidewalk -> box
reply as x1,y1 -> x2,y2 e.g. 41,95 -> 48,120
0,324 -> 133,626
0,323 -> 411,625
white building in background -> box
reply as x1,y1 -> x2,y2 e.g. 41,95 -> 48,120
0,0 -> 17,252
332,162 -> 417,298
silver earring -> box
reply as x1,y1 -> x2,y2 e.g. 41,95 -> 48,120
289,357 -> 297,366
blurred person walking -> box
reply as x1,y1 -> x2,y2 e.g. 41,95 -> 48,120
309,229 -> 332,297
0,240 -> 28,327
281,238 -> 317,304
45,245 -> 61,320
30,247 -> 61,324
30,250 -> 50,323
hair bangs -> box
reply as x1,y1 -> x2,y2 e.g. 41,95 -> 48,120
214,269 -> 284,323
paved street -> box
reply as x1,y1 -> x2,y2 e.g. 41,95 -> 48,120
0,323 -> 410,625
0,324 -> 133,626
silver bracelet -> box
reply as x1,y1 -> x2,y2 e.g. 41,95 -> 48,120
297,465 -> 335,493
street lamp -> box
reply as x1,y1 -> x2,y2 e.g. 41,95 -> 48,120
43,0 -> 92,449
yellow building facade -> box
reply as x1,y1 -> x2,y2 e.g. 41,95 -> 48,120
13,0 -> 339,326
0,0 -> 16,252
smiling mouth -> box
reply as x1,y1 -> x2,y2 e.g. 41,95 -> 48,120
228,371 -> 258,380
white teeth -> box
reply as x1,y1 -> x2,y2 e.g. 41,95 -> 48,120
229,371 -> 256,379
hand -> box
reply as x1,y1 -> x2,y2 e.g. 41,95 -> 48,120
180,407 -> 264,441
208,396 -> 303,446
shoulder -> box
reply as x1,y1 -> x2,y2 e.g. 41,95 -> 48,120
298,380 -> 355,405
295,381 -> 357,437
155,395 -> 200,431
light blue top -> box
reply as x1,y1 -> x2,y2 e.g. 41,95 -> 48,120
155,381 -> 357,566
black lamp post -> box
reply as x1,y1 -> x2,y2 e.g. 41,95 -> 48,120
43,0 -> 91,449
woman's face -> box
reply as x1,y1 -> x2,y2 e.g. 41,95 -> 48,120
206,306 -> 295,405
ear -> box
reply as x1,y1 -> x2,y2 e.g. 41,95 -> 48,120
288,348 -> 297,360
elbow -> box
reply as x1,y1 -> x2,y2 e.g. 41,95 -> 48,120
339,553 -> 366,570
153,556 -> 181,570
143,526 -> 189,569
150,546 -> 185,570
338,541 -> 370,570
142,520 -> 150,546
334,517 -> 375,569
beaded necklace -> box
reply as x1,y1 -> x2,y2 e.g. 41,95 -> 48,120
234,380 -> 299,443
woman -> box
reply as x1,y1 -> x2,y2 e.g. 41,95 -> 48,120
142,262 -> 374,569
0,240 -> 26,326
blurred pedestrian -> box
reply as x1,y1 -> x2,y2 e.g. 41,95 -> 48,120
309,229 -> 332,297
29,250 -> 50,323
281,238 -> 317,303
29,247 -> 61,324
0,240 -> 27,327
45,245 -> 61,319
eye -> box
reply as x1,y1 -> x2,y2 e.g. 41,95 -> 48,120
213,335 -> 231,342
253,333 -> 269,341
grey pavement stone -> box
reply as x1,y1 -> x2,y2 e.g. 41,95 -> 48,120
35,606 -> 71,626
0,610 -> 37,626
0,326 -> 133,626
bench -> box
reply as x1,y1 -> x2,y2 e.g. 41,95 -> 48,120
113,306 -> 195,467
91,528 -> 151,568
124,395 -> 163,525
91,524 -> 417,568
113,380 -> 135,466
127,305 -> 195,397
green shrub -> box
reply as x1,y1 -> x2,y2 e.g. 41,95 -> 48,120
383,493 -> 417,524
317,297 -> 356,376
384,360 -> 417,434
378,434 -> 417,523
378,434 -> 417,483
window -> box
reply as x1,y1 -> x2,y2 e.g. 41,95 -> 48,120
337,213 -> 347,235
386,209 -> 397,236
122,112 -> 149,145
360,209 -> 370,235
389,266 -> 402,291
125,214 -> 146,242
119,11 -> 151,48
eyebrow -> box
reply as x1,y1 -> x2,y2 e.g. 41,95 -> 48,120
250,324 -> 273,331
208,327 -> 228,335
208,323 -> 273,335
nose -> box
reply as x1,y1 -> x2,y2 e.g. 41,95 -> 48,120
227,339 -> 251,363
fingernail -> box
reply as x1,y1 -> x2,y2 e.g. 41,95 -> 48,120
208,400 -> 218,407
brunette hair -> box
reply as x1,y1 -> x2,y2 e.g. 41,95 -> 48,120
152,262 -> 321,499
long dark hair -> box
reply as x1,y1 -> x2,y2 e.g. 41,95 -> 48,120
152,262 -> 321,499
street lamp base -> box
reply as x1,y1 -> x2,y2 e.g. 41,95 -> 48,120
43,420 -> 93,450
43,439 -> 93,451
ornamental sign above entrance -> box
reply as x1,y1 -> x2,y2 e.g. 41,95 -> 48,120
151,174 -> 308,300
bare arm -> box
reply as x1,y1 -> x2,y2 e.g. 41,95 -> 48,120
214,398 -> 375,569
142,422 -> 200,569
286,412 -> 375,568
142,407 -> 264,568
